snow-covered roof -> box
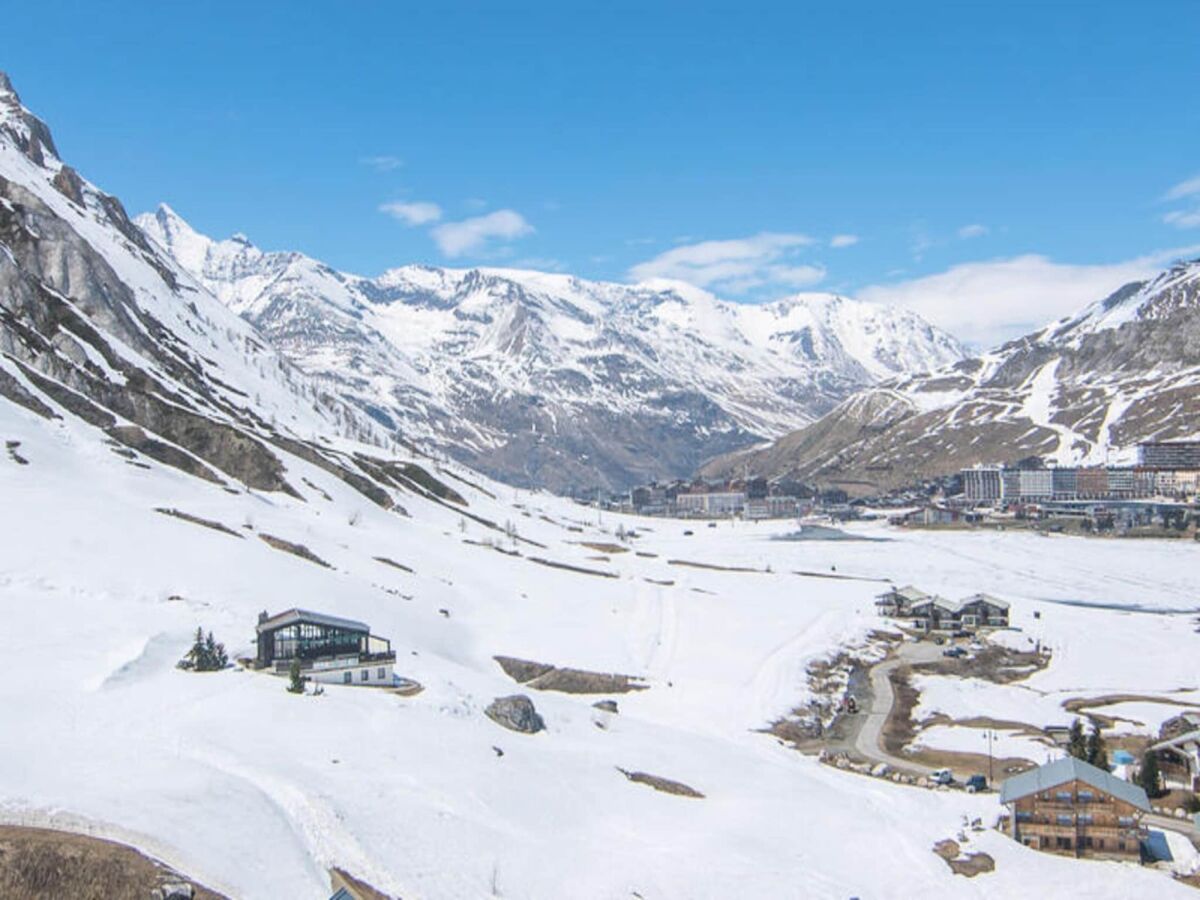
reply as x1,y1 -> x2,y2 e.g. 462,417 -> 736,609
877,584 -> 929,602
999,757 -> 1150,812
257,608 -> 371,635
1151,728 -> 1200,753
956,592 -> 1010,610
909,595 -> 957,612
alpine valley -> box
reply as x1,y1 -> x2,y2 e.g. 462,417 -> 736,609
136,204 -> 963,493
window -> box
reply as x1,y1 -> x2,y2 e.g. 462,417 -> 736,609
377,667 -> 386,680
1055,791 -> 1072,802
1078,790 -> 1093,802
1118,816 -> 1134,828
343,671 -> 352,684
1056,814 -> 1073,826
361,668 -> 369,681
1016,812 -> 1032,823
1078,814 -> 1093,826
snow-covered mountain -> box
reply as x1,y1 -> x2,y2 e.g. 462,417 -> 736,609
705,259 -> 1200,492
6,70 -> 1200,900
137,205 -> 963,492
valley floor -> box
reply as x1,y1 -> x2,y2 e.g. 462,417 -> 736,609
2,405 -> 1199,898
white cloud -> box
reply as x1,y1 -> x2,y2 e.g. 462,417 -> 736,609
830,234 -> 859,248
361,155 -> 403,172
379,201 -> 443,226
857,246 -> 1200,347
1161,175 -> 1200,229
431,209 -> 534,257
1164,209 -> 1200,229
628,232 -> 821,293
957,223 -> 989,239
1163,175 -> 1200,201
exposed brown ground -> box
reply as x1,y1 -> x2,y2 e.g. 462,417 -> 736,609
0,826 -> 227,900
578,541 -> 628,554
259,533 -> 331,568
494,655 -> 648,694
616,768 -> 704,799
933,839 -> 995,877
330,866 -> 394,899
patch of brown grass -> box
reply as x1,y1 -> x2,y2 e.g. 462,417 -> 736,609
0,826 -> 227,900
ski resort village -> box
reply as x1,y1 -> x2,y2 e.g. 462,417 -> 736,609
3,12 -> 1200,899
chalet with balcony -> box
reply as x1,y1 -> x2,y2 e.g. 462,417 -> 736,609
874,584 -> 930,617
908,595 -> 960,632
255,608 -> 395,686
956,593 -> 1010,628
1149,714 -> 1200,792
1000,757 -> 1150,860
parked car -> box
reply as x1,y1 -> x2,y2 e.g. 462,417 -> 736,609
943,646 -> 967,658
965,774 -> 988,794
930,768 -> 954,785
968,641 -> 984,652
683,530 -> 694,536
707,522 -> 717,528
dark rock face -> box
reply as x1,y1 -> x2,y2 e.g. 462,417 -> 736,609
485,694 -> 546,734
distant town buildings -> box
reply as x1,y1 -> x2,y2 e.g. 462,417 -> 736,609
1000,757 -> 1150,860
961,442 -> 1200,504
621,476 -> 807,520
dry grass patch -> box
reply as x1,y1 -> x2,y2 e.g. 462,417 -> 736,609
933,839 -> 995,878
0,826 -> 227,900
155,507 -> 243,539
259,533 -> 331,568
616,768 -> 704,799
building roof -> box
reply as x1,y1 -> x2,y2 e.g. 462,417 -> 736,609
877,584 -> 929,602
999,756 -> 1150,812
909,595 -> 958,613
1151,728 -> 1200,753
957,592 -> 1011,611
257,608 -> 370,635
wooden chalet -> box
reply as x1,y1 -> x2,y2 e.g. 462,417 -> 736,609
1000,757 -> 1150,860
874,584 -> 930,617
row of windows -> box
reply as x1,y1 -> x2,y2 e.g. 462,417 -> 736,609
341,667 -> 390,684
1018,812 -> 1136,828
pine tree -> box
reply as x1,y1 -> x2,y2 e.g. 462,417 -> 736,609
1067,719 -> 1086,760
1140,752 -> 1162,798
1085,721 -> 1108,770
287,657 -> 305,694
188,627 -> 206,668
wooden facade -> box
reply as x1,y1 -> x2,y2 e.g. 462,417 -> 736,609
1001,759 -> 1150,861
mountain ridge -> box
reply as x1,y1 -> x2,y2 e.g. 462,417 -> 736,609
137,204 -> 964,492
703,258 -> 1200,493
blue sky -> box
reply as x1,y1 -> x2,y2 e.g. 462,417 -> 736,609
6,1 -> 1200,344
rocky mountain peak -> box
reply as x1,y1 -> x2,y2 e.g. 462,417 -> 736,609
0,71 -> 60,166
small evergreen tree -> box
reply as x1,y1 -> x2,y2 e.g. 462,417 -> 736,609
287,657 -> 305,694
1067,719 -> 1086,760
187,627 -> 206,668
1085,721 -> 1108,770
1140,751 -> 1162,798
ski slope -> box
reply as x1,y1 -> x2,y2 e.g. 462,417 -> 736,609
2,398 -> 1197,899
